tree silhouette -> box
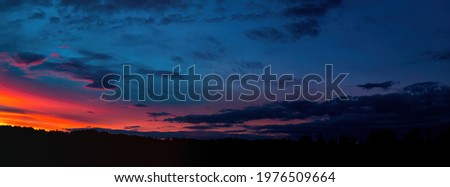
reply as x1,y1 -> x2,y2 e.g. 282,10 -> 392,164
1,125 -> 450,166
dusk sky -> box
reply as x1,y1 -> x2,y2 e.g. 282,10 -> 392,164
1,0 -> 450,139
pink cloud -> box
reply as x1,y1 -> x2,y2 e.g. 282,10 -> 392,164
0,52 -> 47,67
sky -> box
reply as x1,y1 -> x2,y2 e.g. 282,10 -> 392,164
1,0 -> 450,139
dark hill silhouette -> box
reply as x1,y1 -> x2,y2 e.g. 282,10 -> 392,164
1,125 -> 450,166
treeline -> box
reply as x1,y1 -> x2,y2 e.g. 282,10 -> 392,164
1,125 -> 450,166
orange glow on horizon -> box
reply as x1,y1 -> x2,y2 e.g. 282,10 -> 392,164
0,111 -> 94,131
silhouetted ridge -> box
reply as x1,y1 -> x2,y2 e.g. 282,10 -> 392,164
1,125 -> 450,166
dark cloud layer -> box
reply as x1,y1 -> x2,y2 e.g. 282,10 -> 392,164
244,0 -> 341,43
430,51 -> 450,61
28,58 -> 116,89
148,112 -> 172,117
13,52 -> 46,66
357,81 -> 398,90
58,0 -> 202,13
133,104 -> 147,108
284,19 -> 320,39
159,14 -> 196,25
204,16 -> 226,23
28,11 -> 46,19
77,50 -> 112,61
0,105 -> 28,114
282,0 -> 342,18
245,18 -> 321,43
192,51 -> 220,61
245,27 -> 291,43
1,0 -> 343,45
167,82 -> 450,137
0,0 -> 52,11
124,125 -> 141,130
230,11 -> 271,21
184,123 -> 233,130
1,51 -> 118,90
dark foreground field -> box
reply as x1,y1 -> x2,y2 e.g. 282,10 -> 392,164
1,125 -> 450,166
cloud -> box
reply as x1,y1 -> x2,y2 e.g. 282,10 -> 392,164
28,11 -> 46,19
16,52 -> 46,65
0,1 -> 23,11
184,123 -> 234,130
357,81 -> 398,90
123,17 -> 155,25
166,82 -> 450,136
205,16 -> 226,23
403,82 -> 442,95
242,107 -> 450,139
430,51 -> 450,61
165,102 -> 310,124
244,0 -> 341,43
109,0 -> 201,12
189,37 -> 225,61
136,67 -> 188,80
230,11 -> 271,21
28,58 -> 116,89
205,36 -> 221,45
245,27 -> 290,43
55,0 -> 205,16
192,51 -> 221,61
245,19 -> 321,43
0,0 -> 52,11
59,0 -> 100,9
77,50 -> 112,61
240,61 -> 264,69
171,56 -> 184,63
415,50 -> 450,64
49,17 -> 60,24
124,125 -> 141,130
25,1 -> 204,30
284,19 -> 320,39
0,105 -> 28,114
1,52 -> 47,67
0,52 -> 16,64
281,0 -> 342,18
147,112 -> 172,117
159,14 -> 196,25
133,104 -> 147,108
